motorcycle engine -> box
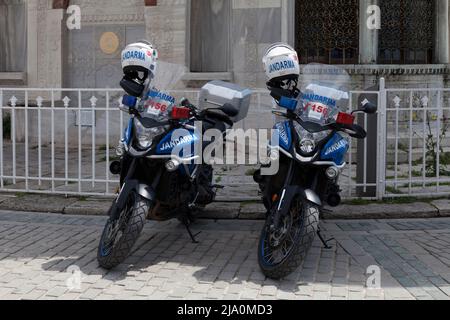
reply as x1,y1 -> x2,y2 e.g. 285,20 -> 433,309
148,165 -> 216,220
148,171 -> 192,220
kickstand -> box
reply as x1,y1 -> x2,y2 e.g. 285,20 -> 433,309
317,227 -> 334,250
182,217 -> 201,244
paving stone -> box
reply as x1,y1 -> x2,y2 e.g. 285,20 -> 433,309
2,210 -> 450,300
79,288 -> 102,300
260,285 -> 277,296
21,289 -> 47,300
240,289 -> 259,300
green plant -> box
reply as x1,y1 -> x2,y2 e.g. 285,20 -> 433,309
98,155 -> 120,163
385,186 -> 404,195
397,142 -> 408,153
412,107 -> 450,177
411,157 -> 424,166
98,144 -> 114,152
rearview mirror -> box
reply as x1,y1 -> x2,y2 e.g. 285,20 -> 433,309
359,99 -> 377,114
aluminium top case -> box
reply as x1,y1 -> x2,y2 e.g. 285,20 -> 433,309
198,80 -> 252,123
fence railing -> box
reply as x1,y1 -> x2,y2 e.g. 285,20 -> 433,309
0,84 -> 447,200
0,88 -> 278,197
382,87 -> 450,198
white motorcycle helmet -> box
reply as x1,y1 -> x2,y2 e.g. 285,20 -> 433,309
262,43 -> 300,100
120,40 -> 158,97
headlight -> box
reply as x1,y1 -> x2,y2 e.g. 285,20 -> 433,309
134,119 -> 166,149
299,138 -> 316,154
294,121 -> 331,155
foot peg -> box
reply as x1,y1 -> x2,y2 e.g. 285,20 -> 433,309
317,227 -> 334,250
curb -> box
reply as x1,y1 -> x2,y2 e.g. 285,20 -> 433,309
0,194 -> 266,220
1,193 -> 450,220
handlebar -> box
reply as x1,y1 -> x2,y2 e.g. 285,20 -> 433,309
180,97 -> 234,127
180,97 -> 197,111
273,110 -> 368,140
333,123 -> 367,139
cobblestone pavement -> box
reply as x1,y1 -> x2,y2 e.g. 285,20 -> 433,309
1,210 -> 450,300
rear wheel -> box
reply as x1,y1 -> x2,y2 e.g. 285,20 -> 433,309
258,199 -> 319,279
97,192 -> 150,269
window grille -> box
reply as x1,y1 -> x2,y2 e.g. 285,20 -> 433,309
378,0 -> 434,64
295,0 -> 359,64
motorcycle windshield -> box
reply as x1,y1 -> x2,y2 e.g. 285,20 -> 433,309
297,64 -> 350,126
137,61 -> 186,122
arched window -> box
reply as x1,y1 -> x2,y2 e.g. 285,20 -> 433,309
378,0 -> 434,64
295,0 -> 359,64
0,0 -> 27,72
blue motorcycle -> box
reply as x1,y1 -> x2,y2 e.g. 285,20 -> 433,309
97,79 -> 251,270
254,64 -> 377,279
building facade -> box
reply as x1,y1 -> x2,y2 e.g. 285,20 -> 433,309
0,0 -> 449,90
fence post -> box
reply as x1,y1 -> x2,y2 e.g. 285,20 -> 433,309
377,77 -> 387,200
356,85 -> 379,198
0,90 -> 3,188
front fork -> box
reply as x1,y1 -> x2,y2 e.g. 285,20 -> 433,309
270,160 -> 295,230
266,160 -> 323,231
259,159 -> 335,249
110,158 -> 160,221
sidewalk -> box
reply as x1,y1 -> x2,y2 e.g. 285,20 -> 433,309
1,192 -> 450,220
1,210 -> 450,300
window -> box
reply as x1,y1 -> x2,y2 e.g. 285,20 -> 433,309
378,0 -> 434,64
190,0 -> 230,72
295,0 -> 359,64
0,0 -> 27,72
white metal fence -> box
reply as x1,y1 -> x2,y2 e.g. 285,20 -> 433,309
0,82 -> 447,200
0,88 -> 205,197
381,86 -> 450,198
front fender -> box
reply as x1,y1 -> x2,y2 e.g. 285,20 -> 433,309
304,189 -> 322,207
277,186 -> 322,216
110,180 -> 155,220
271,185 -> 321,229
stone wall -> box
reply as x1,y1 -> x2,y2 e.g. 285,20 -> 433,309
27,0 -> 65,92
145,0 -> 187,65
17,0 -> 450,91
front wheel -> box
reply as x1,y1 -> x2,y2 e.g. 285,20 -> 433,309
97,192 -> 150,269
258,200 -> 319,279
